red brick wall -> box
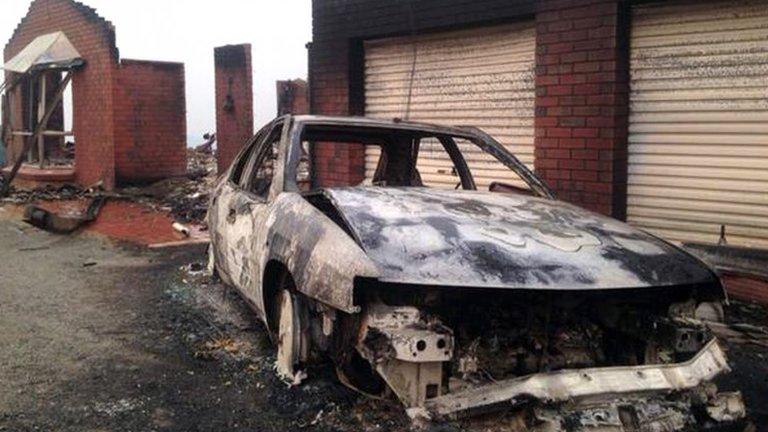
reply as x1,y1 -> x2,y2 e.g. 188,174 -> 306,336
214,44 -> 253,174
308,41 -> 366,187
534,0 -> 629,219
114,59 -> 187,184
313,143 -> 366,187
723,274 -> 768,306
277,79 -> 309,116
4,0 -> 119,189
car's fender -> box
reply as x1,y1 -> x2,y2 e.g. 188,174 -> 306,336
264,193 -> 379,313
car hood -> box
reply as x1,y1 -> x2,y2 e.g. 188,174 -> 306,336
323,187 -> 716,290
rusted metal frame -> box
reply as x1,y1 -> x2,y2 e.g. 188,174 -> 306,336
0,71 -> 72,197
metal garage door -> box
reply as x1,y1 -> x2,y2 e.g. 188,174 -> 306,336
364,22 -> 535,189
628,0 -> 768,248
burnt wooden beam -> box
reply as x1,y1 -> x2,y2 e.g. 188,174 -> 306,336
0,72 -> 72,197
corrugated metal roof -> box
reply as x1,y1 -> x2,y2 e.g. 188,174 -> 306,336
3,32 -> 82,74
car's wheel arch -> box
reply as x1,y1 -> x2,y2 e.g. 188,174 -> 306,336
262,258 -> 291,338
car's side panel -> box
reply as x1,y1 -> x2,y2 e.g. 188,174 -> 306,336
264,193 -> 380,313
208,180 -> 238,286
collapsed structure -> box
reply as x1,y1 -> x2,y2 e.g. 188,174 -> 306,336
1,0 -> 186,192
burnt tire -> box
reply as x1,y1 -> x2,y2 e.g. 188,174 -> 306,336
271,273 -> 307,384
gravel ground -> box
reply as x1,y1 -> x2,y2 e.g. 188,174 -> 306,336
0,213 -> 766,431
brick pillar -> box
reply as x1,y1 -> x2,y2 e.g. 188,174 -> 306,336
215,44 -> 253,174
534,0 -> 629,219
308,40 -> 366,187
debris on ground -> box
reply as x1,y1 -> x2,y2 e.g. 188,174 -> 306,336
204,337 -> 244,355
718,301 -> 768,348
1,149 -> 217,228
172,222 -> 191,237
122,149 -> 217,224
0,183 -> 94,205
194,133 -> 216,155
23,195 -> 107,234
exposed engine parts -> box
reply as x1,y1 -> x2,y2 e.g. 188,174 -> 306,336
335,285 -> 748,429
357,304 -> 453,406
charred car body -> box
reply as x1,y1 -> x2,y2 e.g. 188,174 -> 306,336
207,115 -> 747,430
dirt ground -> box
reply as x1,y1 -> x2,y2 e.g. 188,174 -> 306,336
0,212 -> 766,432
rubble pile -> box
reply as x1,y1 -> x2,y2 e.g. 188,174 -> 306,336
0,183 -> 93,204
121,149 -> 218,225
1,149 -> 218,226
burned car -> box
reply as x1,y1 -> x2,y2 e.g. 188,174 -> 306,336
207,115 -> 747,430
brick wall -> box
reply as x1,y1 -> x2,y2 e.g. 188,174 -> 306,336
722,274 -> 768,306
4,0 -> 119,189
214,44 -> 253,174
277,79 -> 309,116
534,0 -> 629,218
114,59 -> 187,184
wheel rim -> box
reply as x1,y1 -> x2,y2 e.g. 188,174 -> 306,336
276,290 -> 301,383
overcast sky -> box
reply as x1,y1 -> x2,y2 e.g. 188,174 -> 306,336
0,0 -> 312,146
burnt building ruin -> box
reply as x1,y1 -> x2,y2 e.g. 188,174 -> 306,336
1,0 -> 187,190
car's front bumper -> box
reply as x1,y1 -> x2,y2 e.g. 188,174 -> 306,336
418,339 -> 746,429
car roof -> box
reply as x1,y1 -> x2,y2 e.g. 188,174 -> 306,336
289,115 -> 482,139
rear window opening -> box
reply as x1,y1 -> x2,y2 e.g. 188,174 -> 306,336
291,124 -> 536,196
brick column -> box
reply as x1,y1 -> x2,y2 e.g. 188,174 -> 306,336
534,0 -> 630,219
308,40 -> 366,187
214,44 -> 253,174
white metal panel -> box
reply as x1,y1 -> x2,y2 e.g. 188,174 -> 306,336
628,0 -> 768,248
364,22 -> 535,189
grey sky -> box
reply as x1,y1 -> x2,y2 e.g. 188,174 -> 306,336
0,0 -> 312,146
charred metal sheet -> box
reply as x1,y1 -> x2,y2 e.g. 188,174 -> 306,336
209,184 -> 378,315
23,196 -> 106,234
422,339 -> 731,419
324,187 -> 716,290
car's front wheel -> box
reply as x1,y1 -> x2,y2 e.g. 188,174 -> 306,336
273,278 -> 307,385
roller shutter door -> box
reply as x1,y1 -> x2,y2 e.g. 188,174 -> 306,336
628,0 -> 768,248
364,22 -> 535,189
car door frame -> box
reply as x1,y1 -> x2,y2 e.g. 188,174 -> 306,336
211,119 -> 279,283
222,118 -> 290,311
